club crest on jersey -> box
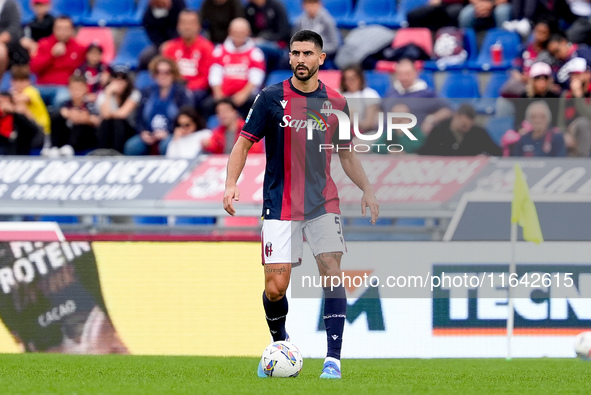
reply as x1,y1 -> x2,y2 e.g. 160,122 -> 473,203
265,242 -> 273,257
280,100 -> 288,109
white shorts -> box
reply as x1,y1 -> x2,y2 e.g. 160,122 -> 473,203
261,213 -> 346,265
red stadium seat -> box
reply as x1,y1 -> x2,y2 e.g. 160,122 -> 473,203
76,27 -> 115,64
391,27 -> 433,57
318,70 -> 342,90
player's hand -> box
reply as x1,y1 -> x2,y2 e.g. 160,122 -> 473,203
223,185 -> 240,216
361,190 -> 379,225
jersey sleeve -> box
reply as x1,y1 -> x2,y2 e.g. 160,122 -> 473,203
240,91 -> 268,143
331,100 -> 353,147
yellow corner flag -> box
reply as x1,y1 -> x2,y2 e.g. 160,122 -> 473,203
511,163 -> 544,244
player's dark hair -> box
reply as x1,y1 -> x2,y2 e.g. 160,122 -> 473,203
10,64 -> 30,81
456,103 -> 476,120
340,65 -> 366,93
54,15 -> 74,26
290,30 -> 323,51
176,105 -> 206,131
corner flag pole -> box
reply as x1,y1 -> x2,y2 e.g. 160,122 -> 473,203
507,220 -> 517,361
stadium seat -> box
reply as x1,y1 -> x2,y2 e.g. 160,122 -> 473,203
439,72 -> 480,106
173,217 -> 216,225
82,0 -> 136,26
486,116 -> 514,146
324,0 -> 353,27
39,216 -> 79,224
112,28 -> 151,69
392,27 -> 433,57
16,0 -> 34,23
318,70 -> 341,90
186,0 -> 203,10
419,71 -> 435,90
124,0 -> 149,26
392,0 -> 430,27
51,0 -> 91,25
76,27 -> 115,64
339,0 -> 398,29
133,216 -> 168,225
469,28 -> 522,71
476,71 -> 511,114
265,70 -> 292,87
206,115 -> 219,130
365,71 -> 391,97
424,28 -> 477,71
134,70 -> 155,91
284,0 -> 303,24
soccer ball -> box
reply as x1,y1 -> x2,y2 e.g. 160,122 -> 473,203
574,331 -> 591,360
260,341 -> 303,377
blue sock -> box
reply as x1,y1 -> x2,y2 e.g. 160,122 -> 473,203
323,286 -> 346,360
262,291 -> 288,342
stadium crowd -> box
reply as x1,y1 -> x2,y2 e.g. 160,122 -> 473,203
0,0 -> 591,158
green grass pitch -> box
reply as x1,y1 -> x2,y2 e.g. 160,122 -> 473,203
0,355 -> 590,394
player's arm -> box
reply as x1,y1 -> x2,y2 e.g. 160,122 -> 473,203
338,149 -> 379,225
224,136 -> 255,216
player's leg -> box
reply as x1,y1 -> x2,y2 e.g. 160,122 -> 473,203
304,214 -> 347,379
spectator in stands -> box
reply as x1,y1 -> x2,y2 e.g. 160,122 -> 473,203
0,0 -> 27,78
20,0 -> 55,57
407,0 -> 465,32
207,18 -> 265,118
96,65 -> 141,154
30,16 -> 85,107
418,103 -> 501,156
10,64 -> 50,140
200,0 -> 244,44
372,103 -> 425,154
139,0 -> 186,70
165,106 -> 211,158
294,0 -> 339,60
244,0 -> 290,71
124,56 -> 193,156
203,98 -> 264,154
546,33 -> 591,85
384,59 -> 452,134
339,65 -> 380,134
76,43 -> 109,102
558,57 -> 591,157
512,100 -> 566,157
458,0 -> 512,31
162,10 -> 214,107
48,74 -> 100,156
0,92 -> 43,155
513,62 -> 560,129
519,19 -> 557,77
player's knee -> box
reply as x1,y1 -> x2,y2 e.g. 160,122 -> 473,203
265,283 -> 288,301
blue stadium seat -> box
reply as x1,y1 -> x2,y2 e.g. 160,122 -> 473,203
424,28 -> 478,71
486,116 -> 514,146
284,0 -> 303,24
365,71 -> 391,97
339,0 -> 398,29
206,115 -> 219,130
392,0 -> 430,28
439,71 -> 480,107
124,0 -> 149,26
82,0 -> 136,26
39,216 -> 79,224
469,28 -> 522,71
476,71 -> 510,114
186,0 -> 203,10
265,70 -> 292,87
397,218 -> 426,226
52,0 -> 91,25
324,0 -> 353,27
16,0 -> 34,23
134,70 -> 156,91
112,28 -> 151,69
133,216 -> 168,225
174,217 -> 216,225
419,71 -> 435,90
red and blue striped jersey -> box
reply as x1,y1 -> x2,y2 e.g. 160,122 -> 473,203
240,78 -> 352,220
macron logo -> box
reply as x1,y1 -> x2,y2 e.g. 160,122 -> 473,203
331,335 -> 339,340
280,100 -> 288,109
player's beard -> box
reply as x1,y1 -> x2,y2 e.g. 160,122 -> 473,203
292,63 -> 318,82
